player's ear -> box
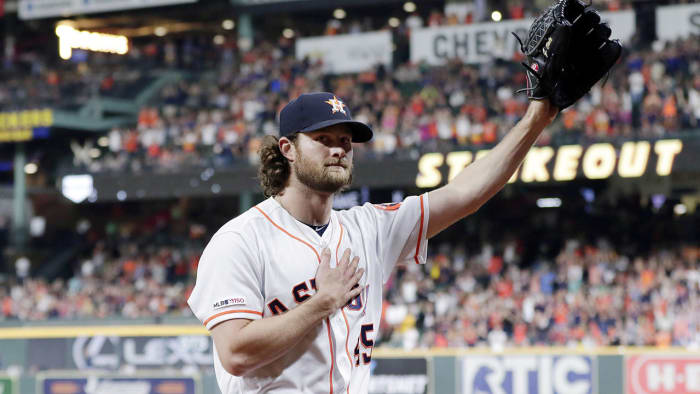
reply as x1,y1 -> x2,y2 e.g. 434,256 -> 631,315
279,136 -> 297,162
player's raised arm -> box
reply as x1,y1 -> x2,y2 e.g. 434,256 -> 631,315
427,0 -> 621,239
210,248 -> 363,376
426,100 -> 557,238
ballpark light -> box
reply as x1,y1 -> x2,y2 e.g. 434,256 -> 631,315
388,17 -> 400,28
24,163 -> 38,175
403,2 -> 416,13
491,11 -> 503,22
154,26 -> 168,37
674,204 -> 687,215
283,28 -> 295,39
61,174 -> 94,203
333,8 -> 346,20
56,25 -> 129,60
222,19 -> 235,30
536,198 -> 561,208
214,35 -> 225,45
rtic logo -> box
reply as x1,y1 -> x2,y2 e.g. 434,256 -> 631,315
213,297 -> 246,310
628,356 -> 700,393
463,355 -> 592,394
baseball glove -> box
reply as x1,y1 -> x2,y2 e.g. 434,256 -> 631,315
514,0 -> 623,109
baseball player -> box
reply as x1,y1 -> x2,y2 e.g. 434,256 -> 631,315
188,92 -> 558,393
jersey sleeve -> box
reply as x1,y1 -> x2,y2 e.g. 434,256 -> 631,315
187,231 -> 264,330
365,193 -> 429,283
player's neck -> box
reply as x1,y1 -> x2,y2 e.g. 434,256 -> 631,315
274,185 -> 333,226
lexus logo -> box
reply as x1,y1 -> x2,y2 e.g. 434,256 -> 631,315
72,336 -> 213,370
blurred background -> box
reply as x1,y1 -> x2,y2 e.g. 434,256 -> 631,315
0,0 -> 698,393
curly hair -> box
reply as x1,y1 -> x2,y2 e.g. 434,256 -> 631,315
258,134 -> 296,197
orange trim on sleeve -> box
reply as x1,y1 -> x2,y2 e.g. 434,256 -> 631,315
254,206 -> 321,263
203,309 -> 263,326
414,195 -> 425,265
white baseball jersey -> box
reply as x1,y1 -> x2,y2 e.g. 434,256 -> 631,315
188,194 -> 429,394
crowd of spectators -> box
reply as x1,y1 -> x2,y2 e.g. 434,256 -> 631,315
0,34 -> 226,112
1,243 -> 196,320
381,242 -> 700,348
0,3 -> 696,175
80,33 -> 700,174
1,205 -> 205,320
318,0 -> 636,37
1,197 -> 698,349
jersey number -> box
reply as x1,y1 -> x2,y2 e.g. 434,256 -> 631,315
345,284 -> 362,310
353,324 -> 374,366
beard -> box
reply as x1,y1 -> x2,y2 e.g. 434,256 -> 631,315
293,149 -> 353,194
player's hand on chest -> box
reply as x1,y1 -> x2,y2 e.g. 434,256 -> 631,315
262,242 -> 369,318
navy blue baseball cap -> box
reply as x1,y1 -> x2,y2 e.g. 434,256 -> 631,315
279,92 -> 373,143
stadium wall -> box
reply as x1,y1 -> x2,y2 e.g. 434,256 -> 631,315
79,136 -> 697,201
0,324 -> 698,394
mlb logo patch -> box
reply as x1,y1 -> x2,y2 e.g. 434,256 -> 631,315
213,297 -> 246,310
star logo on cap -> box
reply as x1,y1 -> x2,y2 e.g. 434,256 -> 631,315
324,96 -> 347,115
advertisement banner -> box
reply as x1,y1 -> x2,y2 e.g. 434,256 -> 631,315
40,376 -> 197,394
71,335 -> 213,370
627,355 -> 700,394
26,335 -> 213,370
0,108 -> 52,143
461,355 -> 593,394
19,0 -> 197,20
0,376 -> 17,394
370,357 -> 429,394
410,11 -> 633,65
296,31 -> 393,74
656,4 -> 700,41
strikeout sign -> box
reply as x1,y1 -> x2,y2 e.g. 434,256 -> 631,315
416,139 -> 683,188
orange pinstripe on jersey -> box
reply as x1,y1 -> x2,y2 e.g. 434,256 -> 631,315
341,309 -> 352,394
335,222 -> 354,393
203,309 -> 262,326
326,316 -> 334,394
335,222 -> 344,265
253,206 -> 321,263
413,195 -> 425,264
255,204 -> 336,394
